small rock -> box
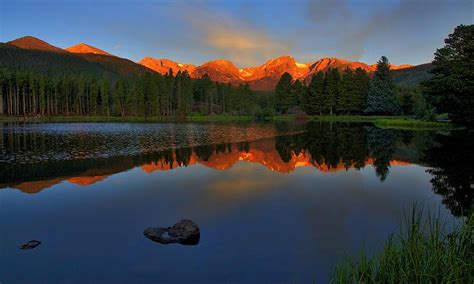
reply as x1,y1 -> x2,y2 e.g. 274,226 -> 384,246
144,219 -> 200,245
20,240 -> 41,250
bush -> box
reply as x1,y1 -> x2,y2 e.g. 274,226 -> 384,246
332,207 -> 474,283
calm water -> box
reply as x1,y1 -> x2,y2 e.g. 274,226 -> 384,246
0,122 -> 472,283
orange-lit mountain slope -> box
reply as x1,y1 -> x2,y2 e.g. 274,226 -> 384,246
66,43 -> 112,56
139,55 -> 412,90
8,36 -> 65,53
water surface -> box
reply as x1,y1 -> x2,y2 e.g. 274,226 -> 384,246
0,122 -> 471,283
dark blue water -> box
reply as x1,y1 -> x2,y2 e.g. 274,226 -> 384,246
0,122 -> 471,283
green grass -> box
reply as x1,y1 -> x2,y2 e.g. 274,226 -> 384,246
309,115 -> 456,130
271,115 -> 297,121
331,208 -> 474,284
310,115 -> 401,122
0,115 -> 255,123
373,118 -> 455,130
186,114 -> 253,122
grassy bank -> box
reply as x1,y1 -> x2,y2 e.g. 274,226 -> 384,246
0,115 -> 255,123
310,115 -> 401,122
0,115 -> 456,129
373,118 -> 455,130
186,114 -> 253,122
332,209 -> 473,283
310,115 -> 455,130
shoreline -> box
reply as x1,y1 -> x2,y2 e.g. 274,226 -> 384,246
0,115 -> 457,130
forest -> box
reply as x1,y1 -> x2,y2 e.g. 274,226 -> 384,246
0,69 -> 262,117
275,56 -> 432,118
0,24 -> 472,124
0,59 -> 424,119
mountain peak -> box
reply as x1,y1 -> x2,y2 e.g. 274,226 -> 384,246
139,57 -> 196,75
193,59 -> 241,83
8,36 -> 65,52
66,43 -> 112,56
202,59 -> 237,69
264,56 -> 296,66
137,55 -> 415,91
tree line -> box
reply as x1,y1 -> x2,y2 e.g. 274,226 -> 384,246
274,24 -> 473,125
0,69 -> 261,117
275,56 -> 406,116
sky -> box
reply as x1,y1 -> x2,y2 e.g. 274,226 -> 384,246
0,0 -> 472,67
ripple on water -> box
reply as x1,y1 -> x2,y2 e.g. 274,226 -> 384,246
0,122 -> 297,164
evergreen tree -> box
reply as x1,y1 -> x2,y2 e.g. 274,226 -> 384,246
307,72 -> 325,115
352,68 -> 370,114
275,72 -> 294,113
324,68 -> 341,115
100,75 -> 111,116
365,56 -> 401,115
338,67 -> 354,114
291,79 -> 305,111
423,24 -> 474,125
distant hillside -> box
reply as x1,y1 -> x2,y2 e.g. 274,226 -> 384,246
392,63 -> 433,86
1,37 -> 154,78
0,43 -> 105,77
8,36 -> 65,53
73,52 -> 154,77
66,43 -> 112,56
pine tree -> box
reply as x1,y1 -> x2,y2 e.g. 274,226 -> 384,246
181,71 -> 193,116
275,72 -> 294,113
100,75 -> 111,116
291,79 -> 305,111
307,72 -> 325,115
365,56 -> 401,115
352,68 -> 370,114
324,68 -> 341,115
338,67 -> 354,114
423,24 -> 474,125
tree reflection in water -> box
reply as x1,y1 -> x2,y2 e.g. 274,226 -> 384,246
1,122 -> 472,217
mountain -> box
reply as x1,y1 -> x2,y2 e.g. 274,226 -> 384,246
139,57 -> 196,75
73,52 -> 154,77
8,36 -> 65,53
0,42 -> 105,76
392,63 -> 433,86
138,55 -> 415,90
242,56 -> 310,90
4,36 -> 424,90
1,36 -> 154,78
66,43 -> 112,56
307,58 -> 373,77
193,59 -> 242,84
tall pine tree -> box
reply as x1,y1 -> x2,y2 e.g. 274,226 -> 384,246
338,67 -> 354,114
353,68 -> 370,114
365,56 -> 400,115
275,72 -> 295,113
307,72 -> 325,115
324,68 -> 341,115
423,24 -> 474,125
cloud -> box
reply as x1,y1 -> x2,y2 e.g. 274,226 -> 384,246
306,0 -> 473,62
176,4 -> 291,67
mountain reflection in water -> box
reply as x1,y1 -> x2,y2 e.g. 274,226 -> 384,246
0,121 -> 472,217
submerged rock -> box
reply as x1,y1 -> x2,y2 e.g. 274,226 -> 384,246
144,219 -> 200,245
20,240 -> 41,250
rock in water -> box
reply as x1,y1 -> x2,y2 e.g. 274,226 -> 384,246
144,219 -> 200,245
20,240 -> 41,250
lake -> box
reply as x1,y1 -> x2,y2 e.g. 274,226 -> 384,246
0,121 -> 472,283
